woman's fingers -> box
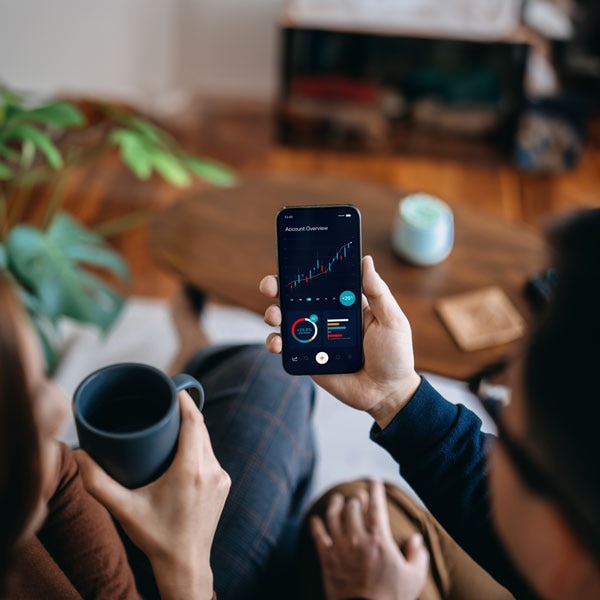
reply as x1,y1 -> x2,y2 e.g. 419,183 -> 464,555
73,449 -> 133,523
176,391 -> 212,464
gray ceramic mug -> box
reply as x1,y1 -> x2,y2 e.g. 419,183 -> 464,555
73,363 -> 204,489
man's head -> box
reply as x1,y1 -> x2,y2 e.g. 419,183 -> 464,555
489,208 -> 600,599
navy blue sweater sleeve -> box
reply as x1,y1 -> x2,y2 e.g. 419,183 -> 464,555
370,377 -> 535,599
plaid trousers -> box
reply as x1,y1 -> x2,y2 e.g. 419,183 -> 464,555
189,344 -> 315,599
125,344 -> 316,600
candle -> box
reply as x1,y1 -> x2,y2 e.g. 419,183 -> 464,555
391,193 -> 454,266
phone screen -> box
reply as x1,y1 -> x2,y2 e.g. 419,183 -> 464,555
276,205 -> 363,375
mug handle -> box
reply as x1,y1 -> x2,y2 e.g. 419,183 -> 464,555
171,374 -> 205,411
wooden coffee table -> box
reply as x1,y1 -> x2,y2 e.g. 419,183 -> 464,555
149,173 -> 547,380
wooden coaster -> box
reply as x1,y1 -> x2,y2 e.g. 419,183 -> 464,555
435,286 -> 525,351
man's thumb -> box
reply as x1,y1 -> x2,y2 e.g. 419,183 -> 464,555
362,255 -> 404,327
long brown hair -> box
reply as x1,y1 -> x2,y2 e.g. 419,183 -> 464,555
0,273 -> 41,589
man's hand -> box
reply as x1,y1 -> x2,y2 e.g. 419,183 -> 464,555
74,391 -> 230,600
260,255 -> 421,428
311,480 -> 429,600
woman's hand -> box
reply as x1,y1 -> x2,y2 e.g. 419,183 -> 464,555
260,255 -> 421,428
74,391 -> 230,600
311,480 -> 429,600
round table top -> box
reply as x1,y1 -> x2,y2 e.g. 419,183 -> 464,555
150,173 -> 547,379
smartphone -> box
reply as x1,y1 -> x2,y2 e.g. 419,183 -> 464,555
276,205 -> 363,375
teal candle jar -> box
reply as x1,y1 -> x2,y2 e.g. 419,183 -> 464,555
391,193 -> 454,266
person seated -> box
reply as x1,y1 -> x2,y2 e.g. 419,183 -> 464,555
0,275 -> 315,600
260,207 -> 600,600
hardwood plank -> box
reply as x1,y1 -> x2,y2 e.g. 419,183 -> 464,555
519,147 -> 600,228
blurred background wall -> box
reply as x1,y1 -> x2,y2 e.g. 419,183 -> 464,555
0,0 -> 285,106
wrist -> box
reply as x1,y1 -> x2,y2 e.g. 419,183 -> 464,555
151,555 -> 214,600
368,372 -> 421,429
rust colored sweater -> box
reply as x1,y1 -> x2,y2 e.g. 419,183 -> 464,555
5,443 -> 140,599
4,445 -> 217,600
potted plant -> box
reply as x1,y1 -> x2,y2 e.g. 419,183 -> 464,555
0,86 -> 235,371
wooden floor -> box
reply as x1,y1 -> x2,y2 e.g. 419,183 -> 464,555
49,99 -> 600,298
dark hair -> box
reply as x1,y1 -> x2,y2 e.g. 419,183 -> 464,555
522,208 -> 600,559
0,273 -> 41,590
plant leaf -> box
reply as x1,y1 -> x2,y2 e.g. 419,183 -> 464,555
47,213 -> 130,280
0,244 -> 6,269
148,150 -> 191,188
0,142 -> 20,162
20,139 -> 36,169
2,124 -> 63,169
0,161 -> 12,179
107,113 -> 237,188
127,116 -> 164,144
184,156 -> 237,187
47,211 -> 104,245
5,215 -> 127,328
71,269 -> 126,331
110,129 -> 153,179
9,264 -> 62,371
26,102 -> 85,128
62,240 -> 130,281
103,106 -> 167,145
0,88 -> 23,124
9,235 -> 69,319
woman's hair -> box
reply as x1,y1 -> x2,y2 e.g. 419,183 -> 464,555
0,273 -> 41,589
523,208 -> 600,561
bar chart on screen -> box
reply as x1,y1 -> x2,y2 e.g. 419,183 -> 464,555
327,317 -> 351,341
287,241 -> 353,289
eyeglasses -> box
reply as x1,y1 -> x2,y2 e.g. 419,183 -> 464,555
469,361 -> 600,563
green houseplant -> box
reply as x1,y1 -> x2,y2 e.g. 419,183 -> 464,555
0,86 -> 235,371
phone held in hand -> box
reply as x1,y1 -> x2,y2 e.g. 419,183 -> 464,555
276,205 -> 364,375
